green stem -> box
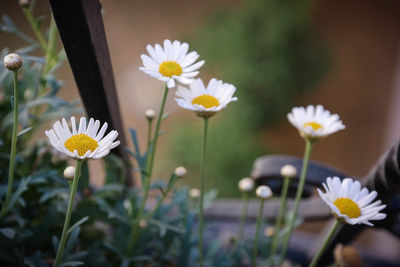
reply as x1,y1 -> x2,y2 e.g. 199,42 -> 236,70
23,8 -> 48,52
146,117 -> 153,153
141,85 -> 169,212
126,84 -> 169,253
143,176 -> 178,220
43,16 -> 58,76
252,199 -> 265,267
269,177 -> 290,264
309,220 -> 341,267
279,139 -> 313,265
53,160 -> 83,267
198,117 -> 209,267
0,71 -> 19,220
238,192 -> 250,242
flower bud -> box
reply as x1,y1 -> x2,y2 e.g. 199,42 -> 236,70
19,0 -> 30,8
256,185 -> 272,200
139,219 -> 148,228
238,177 -> 255,192
189,188 -> 200,199
174,166 -> 187,178
24,89 -> 33,100
145,109 -> 156,120
4,53 -> 22,71
123,199 -> 132,214
63,166 -> 75,180
264,226 -> 275,237
280,164 -> 297,178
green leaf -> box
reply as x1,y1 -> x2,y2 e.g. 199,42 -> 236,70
66,251 -> 88,261
35,15 -> 46,29
39,188 -> 69,203
52,236 -> 59,254
17,127 -> 32,138
6,176 -> 31,214
10,95 -> 14,108
67,216 -> 89,235
0,228 -> 15,239
64,227 -> 80,256
59,261 -> 84,267
162,112 -> 169,120
148,218 -> 185,237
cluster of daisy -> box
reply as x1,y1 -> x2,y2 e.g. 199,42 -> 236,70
140,39 -> 237,117
285,104 -> 386,225
36,38 -> 388,266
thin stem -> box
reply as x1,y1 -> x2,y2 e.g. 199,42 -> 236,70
309,220 -> 341,267
146,118 -> 153,153
0,71 -> 19,220
238,192 -> 250,242
198,117 -> 209,267
126,84 -> 169,253
53,160 -> 83,267
269,177 -> 290,264
252,199 -> 265,267
43,16 -> 58,76
143,176 -> 178,220
23,8 -> 48,52
140,85 -> 169,213
279,139 -> 313,265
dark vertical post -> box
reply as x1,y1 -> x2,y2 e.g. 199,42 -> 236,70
48,0 -> 133,186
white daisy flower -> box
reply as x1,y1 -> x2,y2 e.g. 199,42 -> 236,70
317,177 -> 386,226
175,78 -> 237,118
287,105 -> 345,140
45,117 -> 120,160
139,39 -> 205,88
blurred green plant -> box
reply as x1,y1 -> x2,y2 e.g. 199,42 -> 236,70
167,0 -> 330,197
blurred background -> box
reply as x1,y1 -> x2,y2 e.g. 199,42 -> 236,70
1,0 -> 400,193
1,0 -> 400,262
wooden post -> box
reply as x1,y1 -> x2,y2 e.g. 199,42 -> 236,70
48,0 -> 133,186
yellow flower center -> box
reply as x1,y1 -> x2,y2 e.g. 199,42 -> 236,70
333,198 -> 361,218
303,121 -> 323,131
192,95 -> 220,109
64,134 -> 99,156
159,61 -> 182,77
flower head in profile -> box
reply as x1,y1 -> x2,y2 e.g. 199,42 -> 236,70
140,39 -> 205,88
175,78 -> 237,118
45,117 -> 120,160
318,177 -> 386,226
287,105 -> 345,141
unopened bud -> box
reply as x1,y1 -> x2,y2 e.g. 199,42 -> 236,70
238,177 -> 255,192
63,166 -> 75,180
280,165 -> 297,178
189,188 -> 200,199
24,89 -> 33,100
264,226 -> 275,237
4,53 -> 22,71
174,166 -> 187,178
145,109 -> 156,120
19,0 -> 30,8
256,185 -> 272,200
139,219 -> 148,228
